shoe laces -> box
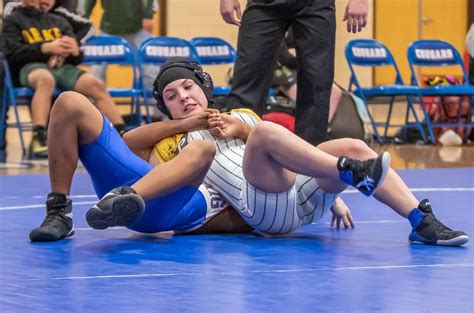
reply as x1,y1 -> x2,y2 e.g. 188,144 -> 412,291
424,213 -> 452,233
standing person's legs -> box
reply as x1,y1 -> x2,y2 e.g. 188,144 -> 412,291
292,0 -> 336,145
226,1 -> 289,114
122,30 -> 161,89
91,30 -> 111,82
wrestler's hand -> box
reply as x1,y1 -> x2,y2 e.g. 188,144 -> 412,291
220,0 -> 242,26
209,111 -> 246,139
179,110 -> 211,132
343,0 -> 368,33
330,197 -> 355,229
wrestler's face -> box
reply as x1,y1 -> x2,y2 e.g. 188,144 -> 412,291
163,79 -> 208,119
22,0 -> 40,9
40,0 -> 55,11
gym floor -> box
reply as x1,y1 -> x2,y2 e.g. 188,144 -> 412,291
1,107 -> 473,312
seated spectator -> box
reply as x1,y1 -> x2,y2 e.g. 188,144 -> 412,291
3,0 -> 125,158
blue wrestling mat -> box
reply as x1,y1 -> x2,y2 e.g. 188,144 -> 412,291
0,168 -> 473,312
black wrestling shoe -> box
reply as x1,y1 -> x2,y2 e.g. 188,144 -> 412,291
29,192 -> 74,242
409,199 -> 469,246
29,126 -> 48,159
337,151 -> 391,196
86,186 -> 145,230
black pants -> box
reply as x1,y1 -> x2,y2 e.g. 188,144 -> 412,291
227,0 -> 336,145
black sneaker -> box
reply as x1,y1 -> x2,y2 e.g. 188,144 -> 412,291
86,186 -> 145,230
29,126 -> 48,159
29,193 -> 74,242
409,199 -> 469,246
337,151 -> 391,196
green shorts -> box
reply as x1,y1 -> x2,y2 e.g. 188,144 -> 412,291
19,63 -> 86,91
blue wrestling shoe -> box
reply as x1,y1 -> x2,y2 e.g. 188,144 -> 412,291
409,199 -> 469,246
337,151 -> 391,196
86,187 -> 145,230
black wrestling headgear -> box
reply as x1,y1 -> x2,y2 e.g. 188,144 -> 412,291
152,57 -> 214,119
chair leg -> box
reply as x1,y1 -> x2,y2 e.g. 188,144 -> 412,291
384,96 -> 395,139
359,93 -> 383,144
0,87 -> 8,150
406,95 -> 427,144
417,95 -> 436,144
9,92 -> 27,157
144,95 -> 152,124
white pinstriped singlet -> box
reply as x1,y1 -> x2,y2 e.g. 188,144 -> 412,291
185,110 -> 338,235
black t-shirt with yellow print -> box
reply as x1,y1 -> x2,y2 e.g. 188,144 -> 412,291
3,5 -> 83,85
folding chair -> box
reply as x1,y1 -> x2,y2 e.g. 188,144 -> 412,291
81,35 -> 142,125
137,36 -> 200,122
1,60 -> 62,157
190,37 -> 237,96
407,40 -> 474,143
345,39 -> 427,144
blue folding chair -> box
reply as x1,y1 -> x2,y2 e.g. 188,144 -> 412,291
1,60 -> 62,157
345,39 -> 427,144
190,37 -> 236,96
407,40 -> 474,143
137,36 -> 200,122
81,35 -> 142,124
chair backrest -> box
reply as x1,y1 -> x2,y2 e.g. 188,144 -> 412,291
81,35 -> 136,65
407,39 -> 470,85
345,39 -> 404,88
137,36 -> 200,91
81,35 -> 138,89
190,37 -> 236,65
137,36 -> 200,66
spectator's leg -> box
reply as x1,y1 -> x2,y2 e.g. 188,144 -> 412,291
292,0 -> 336,145
27,69 -> 55,127
226,2 -> 289,114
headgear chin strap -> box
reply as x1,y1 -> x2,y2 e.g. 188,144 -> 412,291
152,57 -> 214,119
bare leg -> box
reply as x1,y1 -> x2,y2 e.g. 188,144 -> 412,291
74,73 -> 125,125
131,140 -> 215,199
48,91 -> 104,195
317,138 -> 419,217
28,69 -> 55,126
243,121 -> 345,193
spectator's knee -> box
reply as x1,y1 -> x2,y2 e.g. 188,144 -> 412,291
89,77 -> 108,95
35,72 -> 56,92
